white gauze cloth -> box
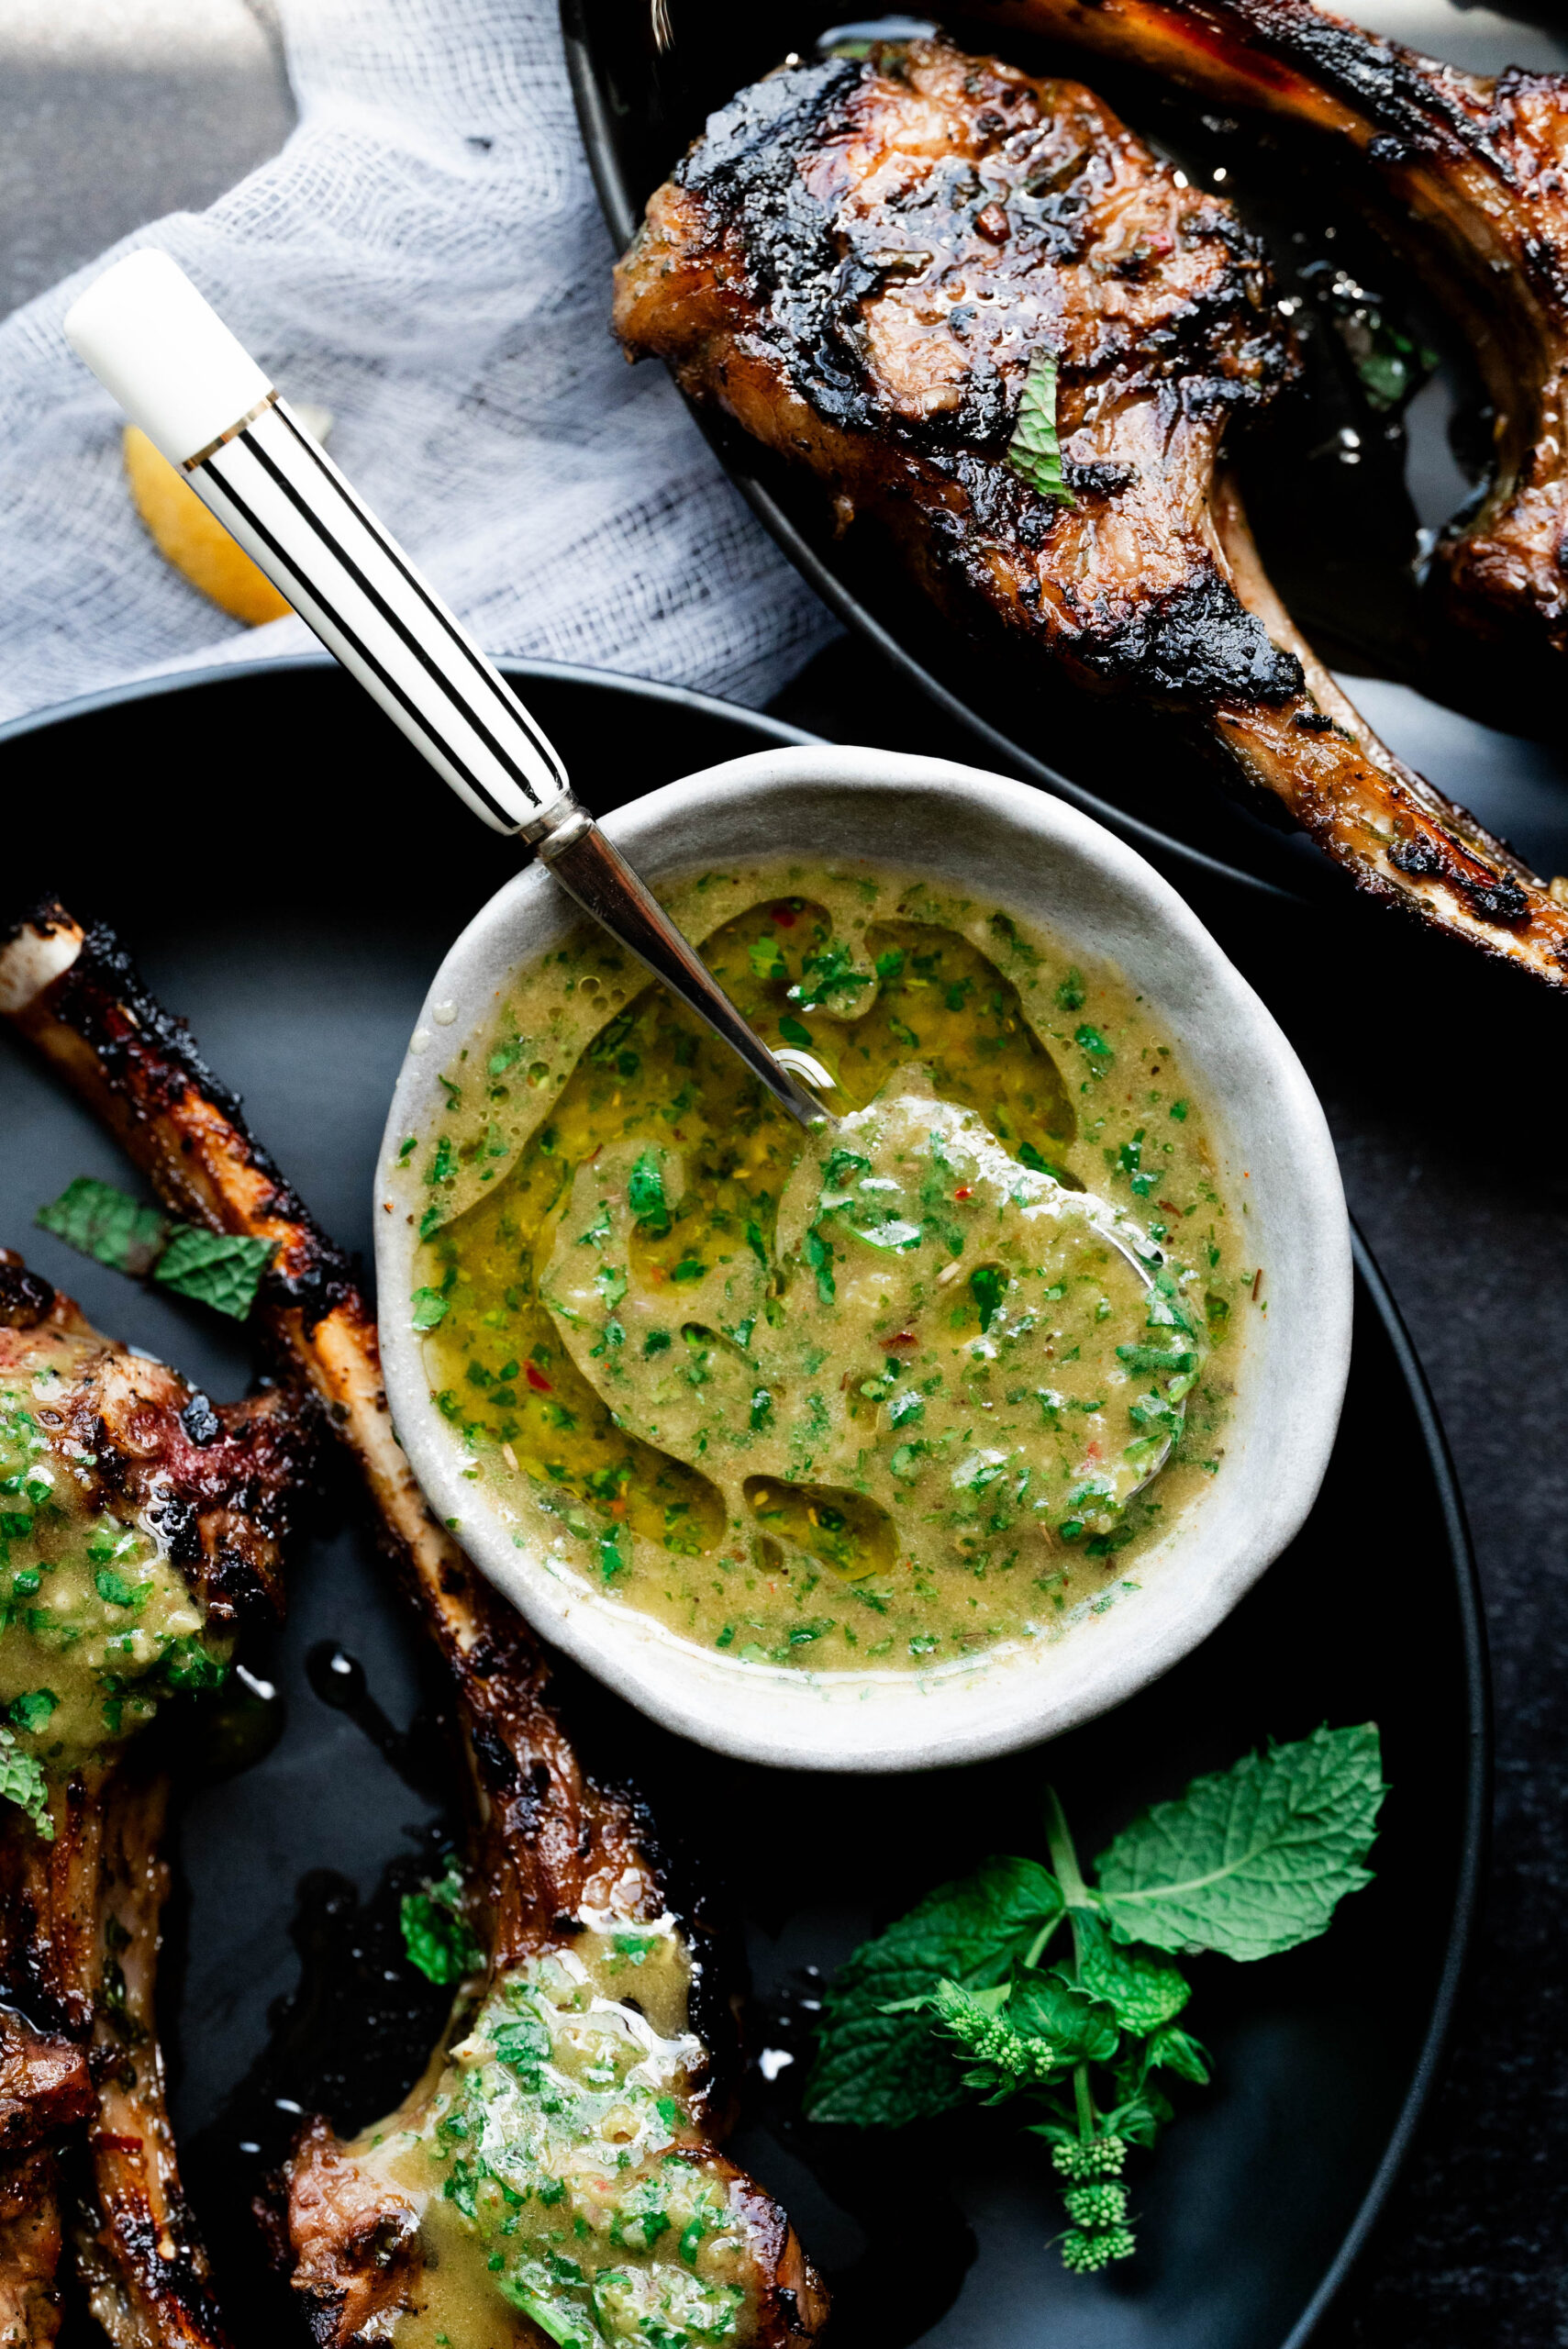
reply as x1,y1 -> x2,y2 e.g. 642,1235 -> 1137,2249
0,0 -> 839,728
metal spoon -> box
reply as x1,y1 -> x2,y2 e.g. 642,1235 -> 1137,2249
63,250 -> 834,1131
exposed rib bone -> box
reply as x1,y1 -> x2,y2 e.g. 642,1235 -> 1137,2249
0,907 -> 830,2349
0,1155 -> 314,2343
612,34 -> 1568,984
975,0 -> 1568,672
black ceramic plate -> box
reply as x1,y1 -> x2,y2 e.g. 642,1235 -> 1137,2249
0,661 -> 1485,2349
562,0 -> 1568,904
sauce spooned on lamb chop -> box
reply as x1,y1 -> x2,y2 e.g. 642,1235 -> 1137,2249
1,904 -> 829,2349
612,35 -> 1568,985
0,1244 -> 317,2348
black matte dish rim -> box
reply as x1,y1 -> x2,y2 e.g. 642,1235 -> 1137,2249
0,651 -> 1490,2346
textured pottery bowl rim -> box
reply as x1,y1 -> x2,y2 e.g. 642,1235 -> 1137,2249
376,747 -> 1351,1772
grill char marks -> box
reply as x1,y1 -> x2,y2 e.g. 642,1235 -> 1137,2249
975,0 -> 1568,674
649,39 -> 1300,707
615,35 -> 1568,985
0,1251 -> 315,2349
0,907 -> 829,2349
7,901 -> 358,1337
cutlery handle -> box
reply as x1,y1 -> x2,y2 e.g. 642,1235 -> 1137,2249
64,250 -> 570,838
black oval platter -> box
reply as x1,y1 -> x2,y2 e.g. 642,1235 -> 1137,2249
562,0 -> 1568,908
0,657 -> 1485,2349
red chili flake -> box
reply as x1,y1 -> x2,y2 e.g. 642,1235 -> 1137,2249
887,1330 -> 917,1348
768,902 -> 799,927
975,202 -> 1010,244
1159,1198 -> 1178,1212
526,1364 -> 552,1393
954,1186 -> 973,1200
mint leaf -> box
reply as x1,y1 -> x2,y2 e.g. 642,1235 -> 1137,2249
0,1726 -> 52,1840
154,1226 -> 274,1319
400,1862 -> 483,1985
1007,351 -> 1076,507
37,1175 -> 167,1275
1073,1914 -> 1189,2033
806,1857 -> 1062,2126
1092,1723 -> 1385,1961
1006,1973 -> 1118,2066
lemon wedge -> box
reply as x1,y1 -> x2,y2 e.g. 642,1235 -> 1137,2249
123,404 -> 334,626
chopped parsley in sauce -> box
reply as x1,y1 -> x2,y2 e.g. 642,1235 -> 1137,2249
403,868 -> 1243,1675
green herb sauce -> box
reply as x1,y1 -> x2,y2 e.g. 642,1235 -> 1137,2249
347,1918 -> 763,2349
0,1335 -> 230,1798
401,866 -> 1244,1675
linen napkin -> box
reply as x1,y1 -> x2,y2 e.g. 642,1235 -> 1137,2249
0,0 -> 838,729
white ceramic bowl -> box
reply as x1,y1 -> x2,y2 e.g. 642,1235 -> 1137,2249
376,748 -> 1351,1772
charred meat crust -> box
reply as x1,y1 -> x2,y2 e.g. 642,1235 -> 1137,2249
0,2012 -> 94,2159
448,1587 -> 739,2118
653,43 -> 1300,707
284,2116 -> 419,2349
0,2143 -> 71,2348
12,900 -> 358,1336
2,911 -> 828,2347
0,1258 -> 317,1627
71,1765 -> 235,2349
0,1765 -> 236,2348
0,1251 -> 56,1332
978,0 -> 1568,666
0,1250 -> 315,2345
616,35 -> 1568,985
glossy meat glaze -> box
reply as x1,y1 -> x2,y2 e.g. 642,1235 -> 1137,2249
1,905 -> 828,2349
614,36 -> 1568,985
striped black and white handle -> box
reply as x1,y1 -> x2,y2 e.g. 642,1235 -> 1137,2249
63,251 -> 830,1128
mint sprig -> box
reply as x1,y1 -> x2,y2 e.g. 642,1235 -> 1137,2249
805,1726 -> 1385,2274
805,1854 -> 1062,2127
36,1175 -> 273,1321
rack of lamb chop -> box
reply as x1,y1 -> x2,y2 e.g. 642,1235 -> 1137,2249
0,1238 -> 316,2349
0,901 -> 829,2349
612,34 -> 1568,987
972,0 -> 1568,681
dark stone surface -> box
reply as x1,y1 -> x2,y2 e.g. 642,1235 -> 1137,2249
5,1 -> 1563,2333
773,633 -> 1568,2348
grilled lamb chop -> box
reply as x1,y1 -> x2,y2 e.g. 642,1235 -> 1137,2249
973,0 -> 1568,678
0,1243 -> 315,2348
1,904 -> 829,2349
612,36 -> 1568,986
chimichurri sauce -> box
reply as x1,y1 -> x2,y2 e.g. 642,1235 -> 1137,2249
346,1919 -> 762,2349
1,1338 -> 230,1811
401,867 -> 1246,1675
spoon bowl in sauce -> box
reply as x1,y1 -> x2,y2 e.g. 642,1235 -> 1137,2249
377,749 -> 1351,1771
